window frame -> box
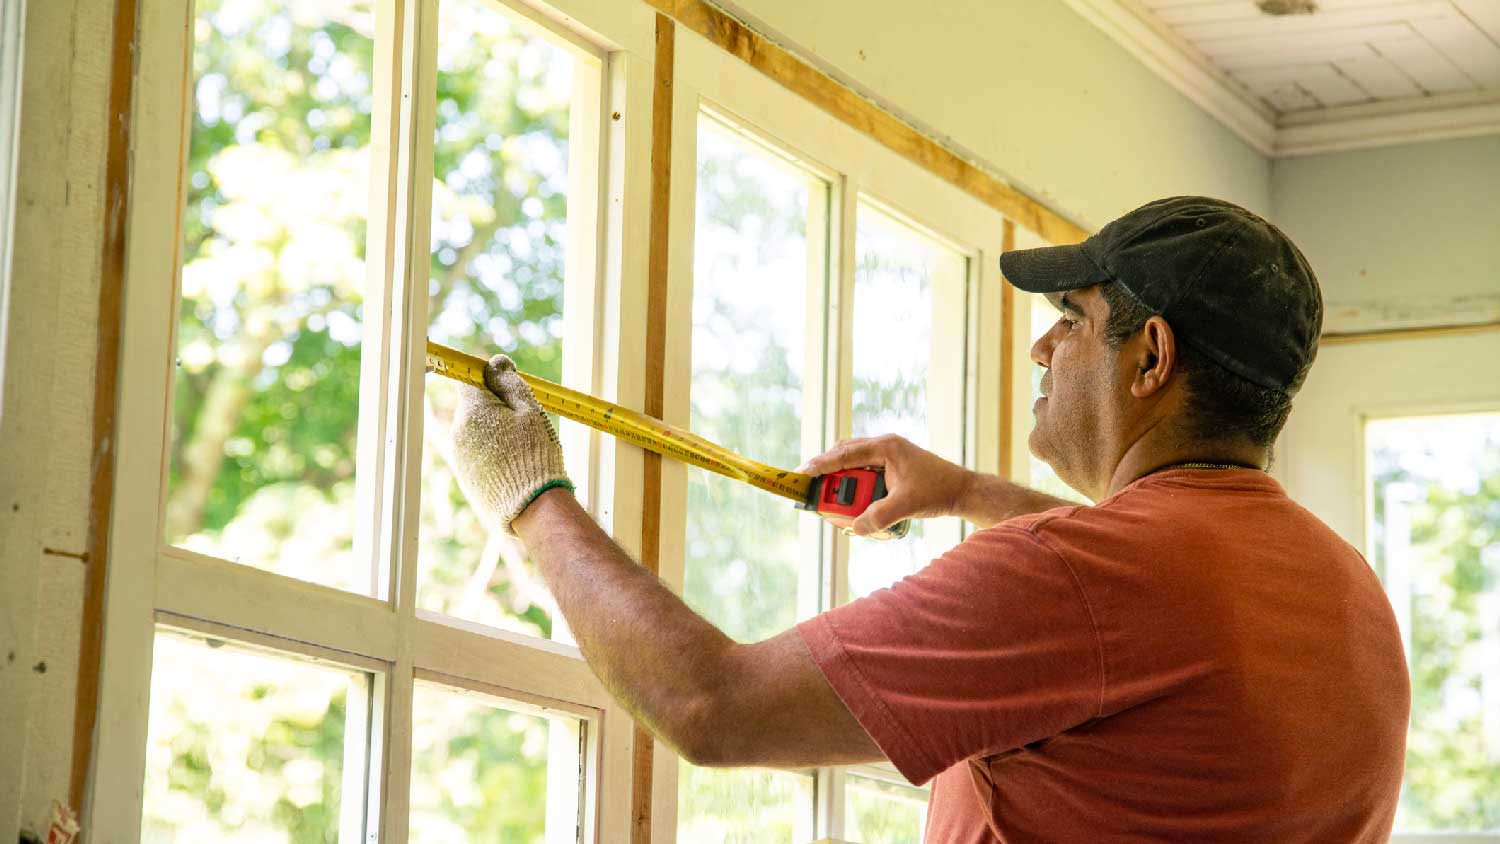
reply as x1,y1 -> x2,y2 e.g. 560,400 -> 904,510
658,27 -> 1016,843
87,0 -> 659,840
1360,407 -> 1500,844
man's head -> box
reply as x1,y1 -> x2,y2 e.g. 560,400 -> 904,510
1001,196 -> 1322,499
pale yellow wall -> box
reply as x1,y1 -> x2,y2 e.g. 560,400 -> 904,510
1272,136 -> 1500,334
721,0 -> 1275,230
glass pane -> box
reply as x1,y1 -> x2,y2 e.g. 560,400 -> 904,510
409,683 -> 582,844
417,0 -> 577,638
1367,413 -> 1500,833
683,116 -> 823,644
1027,293 -> 1087,504
677,762 -> 814,844
166,0 -> 375,592
845,773 -> 928,844
678,115 -> 826,843
142,630 -> 363,844
846,204 -> 964,599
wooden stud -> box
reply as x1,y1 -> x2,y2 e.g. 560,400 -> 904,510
640,0 -> 1089,246
634,13 -> 676,844
998,219 -> 1016,481
71,0 -> 140,809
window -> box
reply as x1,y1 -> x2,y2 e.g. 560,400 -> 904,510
677,110 -> 825,844
416,0 -> 584,640
1367,412 -> 1500,835
165,0 -> 376,592
142,628 -> 370,844
844,767 -> 929,844
101,0 -> 1059,839
96,0 -> 649,839
846,202 -> 968,599
662,29 -> 1012,843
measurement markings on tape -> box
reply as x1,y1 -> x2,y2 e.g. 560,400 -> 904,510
424,340 -> 814,502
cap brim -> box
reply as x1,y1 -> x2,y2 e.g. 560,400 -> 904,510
999,244 -> 1111,304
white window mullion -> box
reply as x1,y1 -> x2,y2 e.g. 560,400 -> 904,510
827,177 -> 859,611
86,0 -> 196,836
376,0 -> 439,837
355,0 -> 414,603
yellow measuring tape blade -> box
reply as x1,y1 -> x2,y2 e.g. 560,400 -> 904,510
425,340 -> 815,503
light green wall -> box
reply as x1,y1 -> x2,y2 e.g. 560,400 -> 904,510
1272,135 -> 1500,333
724,0 -> 1273,231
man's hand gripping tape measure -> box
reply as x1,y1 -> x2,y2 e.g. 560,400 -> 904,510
426,340 -> 911,540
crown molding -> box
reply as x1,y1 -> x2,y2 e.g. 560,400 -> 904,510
1276,90 -> 1500,156
1061,0 -> 1500,158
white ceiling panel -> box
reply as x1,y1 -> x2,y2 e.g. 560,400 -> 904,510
1064,0 -> 1500,154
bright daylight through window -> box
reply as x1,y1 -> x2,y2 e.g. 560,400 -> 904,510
166,0 -> 376,591
416,0 -> 579,640
142,630 -> 369,843
846,202 -> 967,600
142,0 -> 605,838
677,112 -> 823,844
1367,412 -> 1500,834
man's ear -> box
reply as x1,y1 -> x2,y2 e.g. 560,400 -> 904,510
1130,315 -> 1178,399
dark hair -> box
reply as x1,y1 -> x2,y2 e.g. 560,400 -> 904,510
1098,282 -> 1293,449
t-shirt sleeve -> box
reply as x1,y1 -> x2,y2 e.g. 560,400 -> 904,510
797,526 -> 1104,785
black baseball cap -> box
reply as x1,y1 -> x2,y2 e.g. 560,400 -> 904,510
1000,196 -> 1322,395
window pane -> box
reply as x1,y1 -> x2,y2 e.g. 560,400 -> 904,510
845,773 -> 928,844
417,0 -> 577,638
1367,413 -> 1500,833
166,0 -> 375,592
847,204 -> 965,600
683,116 -> 823,643
679,115 -> 826,843
677,762 -> 814,844
1027,293 -> 1087,504
142,630 -> 363,844
409,683 -> 583,844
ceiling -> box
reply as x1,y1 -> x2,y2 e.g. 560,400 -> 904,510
1063,0 -> 1500,156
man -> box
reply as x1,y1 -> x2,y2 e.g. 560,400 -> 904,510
453,196 -> 1410,842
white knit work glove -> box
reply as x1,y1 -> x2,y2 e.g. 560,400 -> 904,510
452,354 -> 573,534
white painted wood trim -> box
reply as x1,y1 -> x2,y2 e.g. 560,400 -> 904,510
1058,0 -> 1278,155
154,550 -> 400,662
86,0 -> 194,835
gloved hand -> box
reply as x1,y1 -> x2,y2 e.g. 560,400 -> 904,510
452,354 -> 574,534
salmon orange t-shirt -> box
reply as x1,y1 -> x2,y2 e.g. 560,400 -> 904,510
798,468 -> 1409,844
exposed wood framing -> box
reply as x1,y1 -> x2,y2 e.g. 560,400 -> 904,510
640,0 -> 1090,246
1321,318 -> 1500,347
71,0 -> 138,809
998,220 -> 1016,480
633,12 -> 675,844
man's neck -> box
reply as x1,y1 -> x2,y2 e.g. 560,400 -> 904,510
1104,427 -> 1268,499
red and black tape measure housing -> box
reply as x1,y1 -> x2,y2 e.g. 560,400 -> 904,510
797,468 -> 912,540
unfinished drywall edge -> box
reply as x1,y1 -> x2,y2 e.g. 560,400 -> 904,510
639,0 -> 1092,246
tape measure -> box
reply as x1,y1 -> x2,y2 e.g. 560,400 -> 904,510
425,340 -> 910,540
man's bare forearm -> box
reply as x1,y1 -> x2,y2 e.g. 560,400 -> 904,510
955,473 -> 1080,527
514,488 -> 730,759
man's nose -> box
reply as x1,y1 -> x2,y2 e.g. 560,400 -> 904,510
1031,326 -> 1056,369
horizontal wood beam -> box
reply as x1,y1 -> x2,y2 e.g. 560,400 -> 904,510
642,0 -> 1091,246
